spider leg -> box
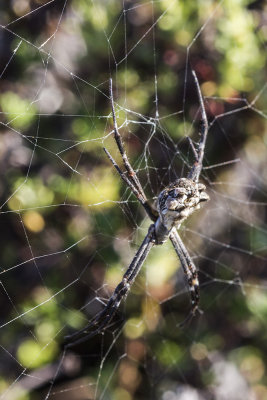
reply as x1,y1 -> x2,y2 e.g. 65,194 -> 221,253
186,136 -> 198,161
109,78 -> 146,197
169,228 -> 200,315
187,70 -> 209,183
104,147 -> 156,222
107,78 -> 157,222
65,225 -> 156,348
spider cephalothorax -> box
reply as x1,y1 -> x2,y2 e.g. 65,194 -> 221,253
155,178 -> 209,243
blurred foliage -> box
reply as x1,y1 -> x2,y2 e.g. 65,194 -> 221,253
0,92 -> 37,129
0,0 -> 266,400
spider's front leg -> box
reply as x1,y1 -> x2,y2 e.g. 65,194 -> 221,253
65,225 -> 156,348
170,229 -> 200,315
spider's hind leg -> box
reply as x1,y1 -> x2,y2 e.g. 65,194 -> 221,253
106,78 -> 158,222
187,70 -> 209,182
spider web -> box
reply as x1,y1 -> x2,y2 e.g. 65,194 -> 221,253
0,1 -> 267,399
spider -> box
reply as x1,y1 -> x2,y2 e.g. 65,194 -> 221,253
65,70 -> 210,348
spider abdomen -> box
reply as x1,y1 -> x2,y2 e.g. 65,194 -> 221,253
155,178 -> 209,243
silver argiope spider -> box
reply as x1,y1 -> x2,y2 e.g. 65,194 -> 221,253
65,70 -> 209,348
